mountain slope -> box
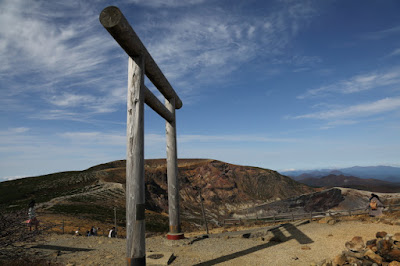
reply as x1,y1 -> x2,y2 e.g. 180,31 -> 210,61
298,174 -> 400,193
0,159 -> 315,228
282,166 -> 400,182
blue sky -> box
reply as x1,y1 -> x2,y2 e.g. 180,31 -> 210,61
1,0 -> 400,181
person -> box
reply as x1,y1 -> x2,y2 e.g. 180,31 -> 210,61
89,226 -> 97,236
108,227 -> 117,238
27,199 -> 39,231
369,193 -> 381,202
367,194 -> 384,217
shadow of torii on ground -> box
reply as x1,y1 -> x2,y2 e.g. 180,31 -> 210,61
30,244 -> 94,253
193,222 -> 313,266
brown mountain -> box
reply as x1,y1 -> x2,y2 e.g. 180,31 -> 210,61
0,159 -> 315,228
298,174 -> 400,193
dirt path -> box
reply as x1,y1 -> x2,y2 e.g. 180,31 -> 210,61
14,217 -> 400,266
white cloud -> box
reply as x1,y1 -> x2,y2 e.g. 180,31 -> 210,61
0,0 -> 125,120
292,97 -> 400,120
136,0 -> 319,95
390,48 -> 400,57
298,68 -> 400,98
362,25 -> 400,40
59,131 -> 126,146
178,134 -> 298,143
0,127 -> 30,135
127,0 -> 206,8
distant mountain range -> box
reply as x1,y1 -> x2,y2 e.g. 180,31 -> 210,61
297,174 -> 400,193
281,166 -> 400,182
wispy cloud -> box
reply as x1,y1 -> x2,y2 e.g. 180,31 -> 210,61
0,0 -> 125,120
178,134 -> 298,143
60,131 -> 126,146
0,127 -> 30,135
298,68 -> 400,99
292,97 -> 400,120
362,25 -> 400,40
390,48 -> 400,57
126,0 -> 206,8
59,131 -> 298,145
135,1 -> 319,96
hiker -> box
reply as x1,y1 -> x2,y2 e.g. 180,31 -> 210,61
27,199 -> 39,231
108,227 -> 117,238
369,193 -> 381,202
89,226 -> 97,236
367,194 -> 384,217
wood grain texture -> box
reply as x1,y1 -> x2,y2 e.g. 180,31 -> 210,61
126,56 -> 146,263
100,6 -> 182,109
144,86 -> 174,122
165,97 -> 182,234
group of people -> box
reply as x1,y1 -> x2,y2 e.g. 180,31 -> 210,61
74,226 -> 117,237
26,199 -> 117,237
25,193 -> 386,234
74,226 -> 117,238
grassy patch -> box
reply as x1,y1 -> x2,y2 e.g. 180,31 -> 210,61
48,204 -> 169,232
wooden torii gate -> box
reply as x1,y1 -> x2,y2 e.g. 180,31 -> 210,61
99,6 -> 184,265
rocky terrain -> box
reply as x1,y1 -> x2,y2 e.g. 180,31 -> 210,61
2,212 -> 400,265
0,159 -> 315,229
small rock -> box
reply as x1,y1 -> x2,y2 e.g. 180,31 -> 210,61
393,233 -> 400,241
387,249 -> 400,261
345,236 -> 365,252
223,235 -> 230,240
377,239 -> 393,256
364,249 -> 383,265
343,250 -> 364,259
333,253 -> 346,266
301,245 -> 311,250
376,231 -> 388,238
327,219 -> 338,225
347,256 -> 362,265
242,233 -> 251,238
389,261 -> 400,266
366,239 -> 377,248
327,234 -> 333,237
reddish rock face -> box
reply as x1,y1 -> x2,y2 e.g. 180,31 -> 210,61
142,159 -> 316,222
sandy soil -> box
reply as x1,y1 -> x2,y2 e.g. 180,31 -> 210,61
10,215 -> 400,266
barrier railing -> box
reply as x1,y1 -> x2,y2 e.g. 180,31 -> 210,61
223,204 -> 400,225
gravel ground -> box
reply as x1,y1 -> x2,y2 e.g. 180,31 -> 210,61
12,217 -> 400,266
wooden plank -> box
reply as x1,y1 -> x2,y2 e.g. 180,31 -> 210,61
144,86 -> 174,122
165,97 -> 183,237
99,6 -> 182,109
126,56 -> 146,265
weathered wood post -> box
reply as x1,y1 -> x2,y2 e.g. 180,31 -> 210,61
126,55 -> 146,264
165,97 -> 184,239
